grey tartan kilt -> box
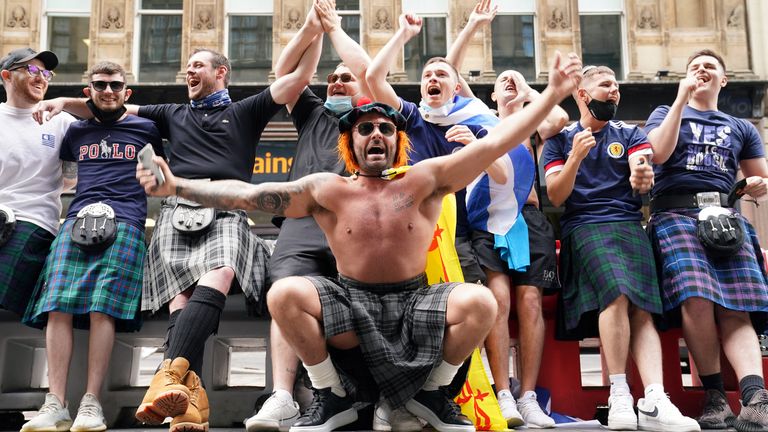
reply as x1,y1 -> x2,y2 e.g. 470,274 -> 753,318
306,273 -> 459,409
142,196 -> 270,313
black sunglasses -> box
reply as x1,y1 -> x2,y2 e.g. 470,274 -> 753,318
356,121 -> 396,137
9,64 -> 55,81
327,72 -> 353,84
90,80 -> 125,92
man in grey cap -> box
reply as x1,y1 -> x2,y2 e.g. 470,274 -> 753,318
0,48 -> 76,320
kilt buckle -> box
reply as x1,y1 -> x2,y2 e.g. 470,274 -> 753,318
696,192 -> 722,208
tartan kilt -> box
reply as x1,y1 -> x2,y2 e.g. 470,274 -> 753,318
23,219 -> 145,332
647,209 -> 768,318
142,197 -> 270,313
559,221 -> 662,338
0,221 -> 55,316
308,273 -> 459,409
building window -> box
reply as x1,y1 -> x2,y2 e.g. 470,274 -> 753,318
136,0 -> 183,82
317,0 -> 360,79
228,16 -> 272,82
404,16 -> 447,81
579,0 -> 625,79
42,0 -> 91,83
491,15 -> 535,80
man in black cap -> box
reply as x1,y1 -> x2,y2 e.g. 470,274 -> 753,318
0,48 -> 76,319
137,51 -> 582,432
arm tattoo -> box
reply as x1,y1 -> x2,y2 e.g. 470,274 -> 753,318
62,161 -> 78,179
252,191 -> 291,216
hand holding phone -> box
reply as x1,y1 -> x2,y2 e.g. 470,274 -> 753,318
138,145 -> 165,186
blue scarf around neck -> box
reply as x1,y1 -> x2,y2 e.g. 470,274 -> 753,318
190,89 -> 232,109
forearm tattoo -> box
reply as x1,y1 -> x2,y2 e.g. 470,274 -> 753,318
62,162 -> 78,179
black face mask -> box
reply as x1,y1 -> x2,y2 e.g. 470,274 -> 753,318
86,99 -> 126,125
586,96 -> 618,121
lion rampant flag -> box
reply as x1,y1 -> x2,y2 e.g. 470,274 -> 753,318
425,194 -> 508,431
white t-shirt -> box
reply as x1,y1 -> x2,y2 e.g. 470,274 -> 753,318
0,103 -> 76,235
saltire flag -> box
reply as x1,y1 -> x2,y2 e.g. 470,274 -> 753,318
416,93 -> 536,271
424,194 -> 508,431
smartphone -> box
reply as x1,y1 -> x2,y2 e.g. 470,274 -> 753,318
137,145 -> 165,186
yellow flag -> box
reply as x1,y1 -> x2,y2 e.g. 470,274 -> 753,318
424,194 -> 509,431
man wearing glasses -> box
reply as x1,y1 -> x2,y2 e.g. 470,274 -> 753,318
0,48 -> 75,321
135,51 -> 583,432
20,61 -> 163,432
245,2 -> 400,431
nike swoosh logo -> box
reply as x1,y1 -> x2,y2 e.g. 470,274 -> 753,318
638,406 -> 659,417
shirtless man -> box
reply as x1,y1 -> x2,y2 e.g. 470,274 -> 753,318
137,52 -> 582,432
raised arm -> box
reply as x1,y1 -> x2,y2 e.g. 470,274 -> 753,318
446,0 -> 497,98
646,76 -> 700,164
315,0 -> 373,97
424,52 -> 582,194
366,13 -> 423,110
274,5 -> 323,78
137,156 -> 328,218
270,36 -> 322,105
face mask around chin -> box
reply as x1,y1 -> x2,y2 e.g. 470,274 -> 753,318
324,95 -> 353,114
586,96 -> 618,121
418,99 -> 454,117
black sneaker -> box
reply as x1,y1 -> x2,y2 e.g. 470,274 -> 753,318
289,388 -> 357,432
698,389 -> 736,429
405,390 -> 474,432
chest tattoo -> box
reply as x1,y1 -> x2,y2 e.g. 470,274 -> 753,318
392,192 -> 415,212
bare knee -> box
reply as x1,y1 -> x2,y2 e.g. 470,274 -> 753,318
489,283 -> 511,320
516,285 -> 543,321
451,284 -> 498,325
267,277 -> 316,316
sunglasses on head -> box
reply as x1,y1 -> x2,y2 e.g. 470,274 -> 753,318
356,121 -> 396,137
9,64 -> 55,81
90,80 -> 125,92
327,72 -> 353,84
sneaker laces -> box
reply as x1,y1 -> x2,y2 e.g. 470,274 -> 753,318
702,393 -> 727,416
77,402 -> 102,418
303,389 -> 331,418
39,398 -> 64,415
611,394 -> 635,415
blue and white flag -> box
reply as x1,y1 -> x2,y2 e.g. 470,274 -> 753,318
466,146 -> 535,271
418,95 -> 499,131
418,94 -> 536,271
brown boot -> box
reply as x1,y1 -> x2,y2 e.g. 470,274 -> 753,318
135,357 -> 191,424
170,370 -> 209,432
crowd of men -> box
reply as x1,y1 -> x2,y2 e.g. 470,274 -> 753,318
2,1 -> 768,432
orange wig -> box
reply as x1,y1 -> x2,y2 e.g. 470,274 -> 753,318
337,130 -> 412,175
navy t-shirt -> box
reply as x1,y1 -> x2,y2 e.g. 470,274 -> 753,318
644,105 -> 765,196
542,121 -> 652,237
138,89 -> 281,182
60,116 -> 163,229
400,99 -> 487,237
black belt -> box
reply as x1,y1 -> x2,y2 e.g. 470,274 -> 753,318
650,192 -> 730,213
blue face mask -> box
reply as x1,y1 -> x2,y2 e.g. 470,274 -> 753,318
324,95 -> 353,114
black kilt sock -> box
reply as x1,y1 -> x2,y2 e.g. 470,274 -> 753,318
165,285 -> 226,375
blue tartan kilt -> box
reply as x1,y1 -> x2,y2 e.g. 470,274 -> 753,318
0,221 -> 55,316
647,209 -> 768,332
23,219 -> 145,332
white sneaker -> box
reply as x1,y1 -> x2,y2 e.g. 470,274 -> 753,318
245,392 -> 301,432
373,399 -> 422,432
70,393 -> 107,432
497,392 -> 524,427
517,391 -> 555,429
608,392 -> 638,430
20,393 -> 72,432
637,394 -> 700,432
